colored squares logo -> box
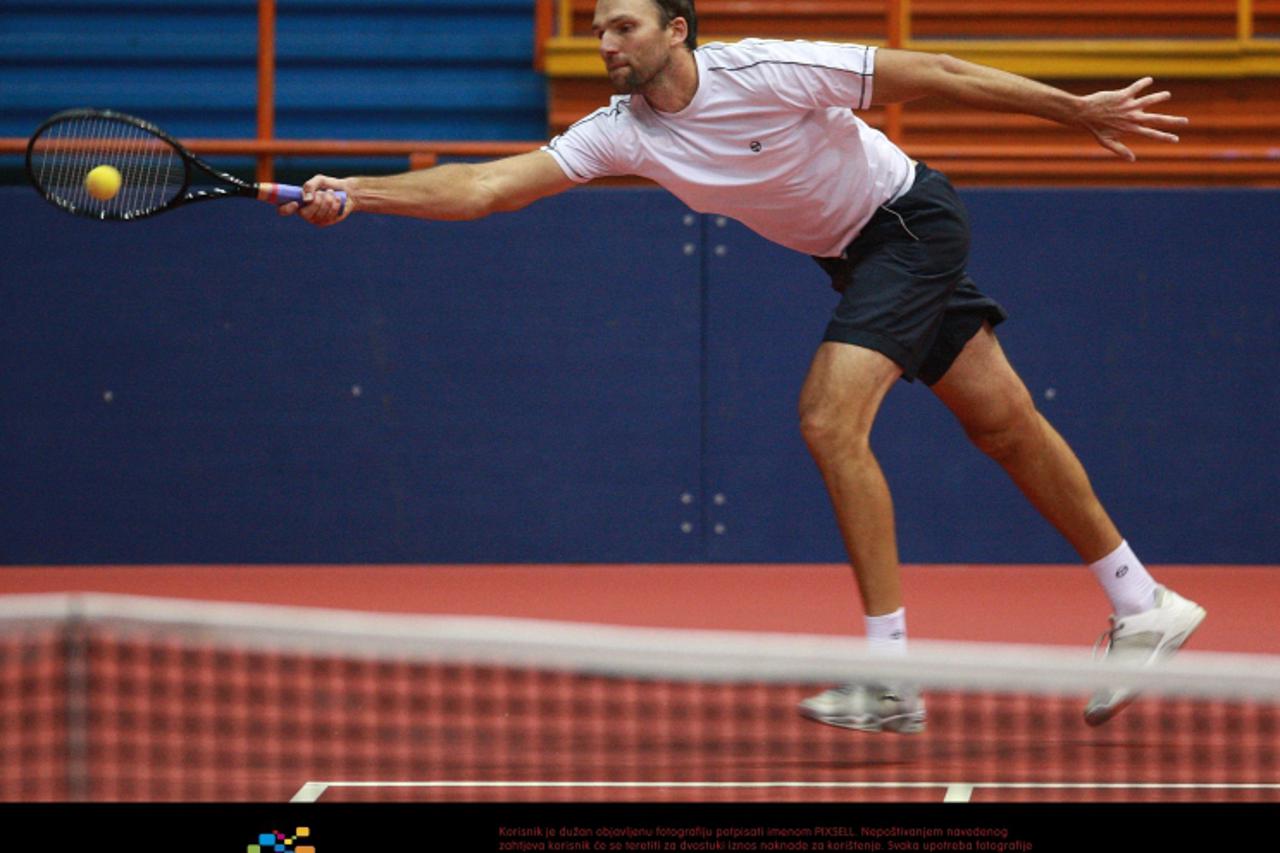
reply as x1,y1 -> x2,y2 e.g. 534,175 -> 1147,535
248,827 -> 313,853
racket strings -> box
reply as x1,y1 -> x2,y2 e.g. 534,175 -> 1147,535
30,115 -> 186,219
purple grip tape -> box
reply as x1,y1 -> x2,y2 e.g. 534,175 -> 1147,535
259,183 -> 348,211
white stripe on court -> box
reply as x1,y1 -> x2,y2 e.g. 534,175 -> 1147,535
290,782 -> 330,803
292,780 -> 1280,802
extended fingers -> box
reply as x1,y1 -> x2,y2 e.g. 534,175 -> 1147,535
1125,109 -> 1187,143
1087,78 -> 1186,157
1132,91 -> 1191,125
1134,89 -> 1172,108
1138,111 -> 1190,128
1121,87 -> 1188,144
1132,124 -> 1181,143
1123,76 -> 1155,96
1104,138 -> 1137,162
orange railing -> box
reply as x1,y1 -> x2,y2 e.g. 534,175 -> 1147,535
256,0 -> 276,184
171,139 -> 535,171
0,136 -> 537,172
884,0 -> 907,142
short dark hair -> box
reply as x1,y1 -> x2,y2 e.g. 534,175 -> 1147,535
650,0 -> 697,50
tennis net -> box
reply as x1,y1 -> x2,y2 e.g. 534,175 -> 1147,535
1,592 -> 1277,803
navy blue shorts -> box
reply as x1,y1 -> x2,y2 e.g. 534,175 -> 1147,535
813,162 -> 1007,385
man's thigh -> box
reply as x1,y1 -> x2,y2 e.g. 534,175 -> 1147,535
799,341 -> 903,436
928,323 -> 1036,433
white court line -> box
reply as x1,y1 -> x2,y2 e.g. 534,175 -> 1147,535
291,782 -> 330,803
291,780 -> 1280,803
291,782 -> 954,801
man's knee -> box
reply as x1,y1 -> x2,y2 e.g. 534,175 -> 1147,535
798,342 -> 900,459
798,393 -> 874,458
962,388 -> 1042,461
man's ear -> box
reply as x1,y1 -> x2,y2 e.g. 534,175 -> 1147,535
668,16 -> 688,48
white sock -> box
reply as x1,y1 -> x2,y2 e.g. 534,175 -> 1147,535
1088,540 -> 1158,617
865,607 -> 907,656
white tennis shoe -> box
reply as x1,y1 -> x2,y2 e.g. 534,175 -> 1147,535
1084,585 -> 1207,726
798,683 -> 926,733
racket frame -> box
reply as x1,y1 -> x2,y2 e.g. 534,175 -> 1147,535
26,108 -> 308,221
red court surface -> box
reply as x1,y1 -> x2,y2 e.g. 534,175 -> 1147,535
2,562 -> 1277,649
2,563 -> 1277,803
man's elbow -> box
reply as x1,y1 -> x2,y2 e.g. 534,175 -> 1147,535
935,52 -> 995,94
459,194 -> 496,220
457,168 -> 498,220
875,49 -> 958,104
466,167 -> 529,219
427,163 -> 495,220
914,52 -> 976,102
934,52 -> 965,76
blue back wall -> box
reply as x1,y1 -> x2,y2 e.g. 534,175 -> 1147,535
1,0 -> 545,175
1,185 -> 1276,564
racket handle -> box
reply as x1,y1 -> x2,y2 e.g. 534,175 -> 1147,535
258,183 -> 348,212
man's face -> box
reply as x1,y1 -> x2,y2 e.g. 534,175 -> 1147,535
592,0 -> 678,94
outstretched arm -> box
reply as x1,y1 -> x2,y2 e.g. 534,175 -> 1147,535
281,149 -> 576,227
872,48 -> 1188,161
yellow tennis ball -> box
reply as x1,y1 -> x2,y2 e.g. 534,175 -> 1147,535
84,165 -> 122,201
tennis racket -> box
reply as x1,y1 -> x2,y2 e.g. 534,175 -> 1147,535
26,108 -> 345,221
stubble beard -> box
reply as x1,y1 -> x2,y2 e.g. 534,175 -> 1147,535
609,50 -> 671,95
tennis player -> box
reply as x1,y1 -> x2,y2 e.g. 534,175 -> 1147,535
284,0 -> 1206,732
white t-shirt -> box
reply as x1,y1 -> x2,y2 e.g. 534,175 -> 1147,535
543,39 -> 915,258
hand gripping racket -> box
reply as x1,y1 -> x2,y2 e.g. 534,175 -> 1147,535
26,108 -> 345,221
